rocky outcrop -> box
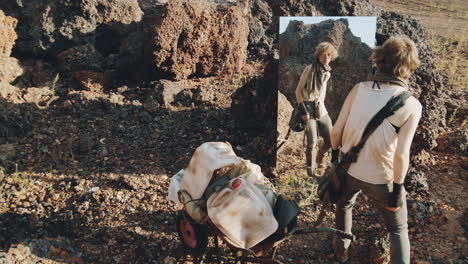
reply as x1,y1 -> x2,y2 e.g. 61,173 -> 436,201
0,10 -> 17,57
57,44 -> 105,73
146,0 -> 250,80
0,10 -> 23,84
277,91 -> 304,167
73,71 -> 109,93
405,167 -> 429,193
142,80 -> 217,111
0,81 -> 23,103
5,0 -> 142,57
248,0 -> 276,58
0,57 -> 23,83
279,18 -> 372,121
376,12 -> 447,152
0,81 -> 54,107
273,0 -> 378,16
5,238 -> 84,264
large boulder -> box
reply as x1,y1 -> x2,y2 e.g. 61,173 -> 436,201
57,44 -> 105,73
140,80 -> 217,111
277,91 -> 304,169
5,0 -> 143,57
248,0 -> 276,58
0,57 -> 23,83
146,0 -> 250,80
279,18 -> 372,121
0,81 -> 23,103
0,10 -> 17,57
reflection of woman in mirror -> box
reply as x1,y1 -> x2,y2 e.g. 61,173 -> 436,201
331,36 -> 422,263
295,42 -> 338,177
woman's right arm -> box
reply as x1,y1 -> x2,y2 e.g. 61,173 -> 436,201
295,65 -> 310,104
393,99 -> 422,184
331,84 -> 359,150
385,98 -> 422,212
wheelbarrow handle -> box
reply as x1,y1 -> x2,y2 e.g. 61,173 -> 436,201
316,227 -> 356,241
295,227 -> 356,241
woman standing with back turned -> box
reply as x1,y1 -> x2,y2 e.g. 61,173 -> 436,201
331,36 -> 422,263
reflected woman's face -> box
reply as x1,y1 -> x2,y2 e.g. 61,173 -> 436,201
319,52 -> 332,66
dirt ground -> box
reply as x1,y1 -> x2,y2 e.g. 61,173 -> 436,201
371,0 -> 468,38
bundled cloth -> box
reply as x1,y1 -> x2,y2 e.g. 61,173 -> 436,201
167,142 -> 278,249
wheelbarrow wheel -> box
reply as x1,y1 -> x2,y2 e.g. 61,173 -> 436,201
176,214 -> 208,250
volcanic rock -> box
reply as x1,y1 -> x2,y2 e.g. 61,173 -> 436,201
435,130 -> 468,157
22,87 -> 53,106
248,0 -> 276,57
8,0 -> 143,57
0,81 -> 22,103
73,71 -> 109,93
0,144 -> 16,162
0,10 -> 17,57
57,44 -> 105,73
273,0 -> 378,16
277,91 -> 303,159
147,0 -> 250,80
405,167 -> 429,193
367,232 -> 390,264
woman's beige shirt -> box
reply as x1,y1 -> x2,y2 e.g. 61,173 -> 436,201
341,81 -> 422,184
295,64 -> 331,117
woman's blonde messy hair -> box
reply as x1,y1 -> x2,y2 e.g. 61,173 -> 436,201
371,35 -> 421,79
314,42 -> 338,61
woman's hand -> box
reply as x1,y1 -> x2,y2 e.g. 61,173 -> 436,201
301,114 -> 310,121
384,182 -> 403,212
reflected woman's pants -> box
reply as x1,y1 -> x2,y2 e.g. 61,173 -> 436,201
305,114 -> 332,173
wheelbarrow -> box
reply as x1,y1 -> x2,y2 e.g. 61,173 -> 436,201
175,200 -> 355,264
169,142 -> 355,263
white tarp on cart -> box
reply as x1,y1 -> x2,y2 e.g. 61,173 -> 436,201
181,142 -> 241,200
207,177 -> 278,249
167,142 -> 278,249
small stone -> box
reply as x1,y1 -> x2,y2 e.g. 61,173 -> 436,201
456,236 -> 466,243
116,191 -> 124,202
51,193 -> 60,200
160,175 -> 169,181
163,256 -> 176,264
87,187 -> 99,193
414,261 -> 430,264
